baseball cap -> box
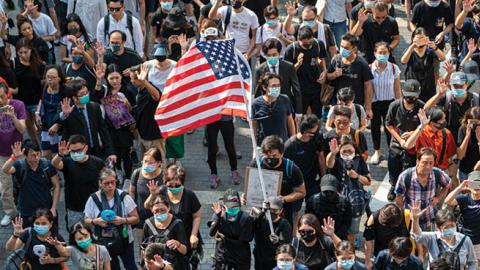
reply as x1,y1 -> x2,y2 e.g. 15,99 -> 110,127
222,189 -> 241,208
468,171 -> 480,182
204,27 -> 219,37
450,72 -> 467,85
463,60 -> 480,81
364,0 -> 376,9
402,79 -> 421,97
320,174 -> 339,192
267,196 -> 283,210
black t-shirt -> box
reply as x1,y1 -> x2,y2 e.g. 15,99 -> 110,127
252,94 -> 293,145
13,59 -> 45,106
150,9 -> 169,37
135,88 -> 162,140
457,194 -> 480,244
7,35 -> 49,62
360,15 -> 399,63
19,230 -> 64,270
284,40 -> 327,95
328,55 -> 374,105
306,193 -> 352,239
329,155 -> 370,190
161,27 -> 196,61
61,156 -> 105,211
411,1 -> 453,49
244,0 -> 270,25
0,66 -> 17,89
253,216 -> 293,263
103,48 -> 143,85
130,168 -> 163,225
322,129 -> 369,157
385,99 -> 425,150
363,210 -> 410,255
284,134 -> 323,189
169,188 -> 201,239
142,216 -> 188,269
65,63 -> 96,92
296,236 -> 335,270
404,49 -> 438,102
437,92 -> 478,140
457,126 -> 480,173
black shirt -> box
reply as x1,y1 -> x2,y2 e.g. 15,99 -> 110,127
252,94 -> 293,145
328,55 -> 374,105
322,129 -> 369,157
328,155 -> 370,190
456,194 -> 480,244
404,49 -> 438,102
161,27 -> 196,61
135,88 -> 162,140
437,92 -> 478,140
284,134 -> 323,196
169,188 -> 202,240
19,229 -> 65,270
359,15 -> 399,63
65,63 -> 96,92
295,236 -> 335,270
130,168 -> 163,225
385,98 -> 425,151
103,48 -> 143,85
253,215 -> 293,264
244,0 -> 270,25
13,58 -> 45,106
0,65 -> 17,89
284,40 -> 327,95
411,1 -> 453,49
7,35 -> 50,62
150,9 -> 168,38
457,126 -> 480,173
61,155 -> 105,211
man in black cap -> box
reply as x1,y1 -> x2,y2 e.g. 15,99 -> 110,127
385,79 -> 425,201
252,196 -> 293,270
209,189 -> 254,270
306,174 -> 352,240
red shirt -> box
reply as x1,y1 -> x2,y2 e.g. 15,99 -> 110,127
415,125 -> 457,170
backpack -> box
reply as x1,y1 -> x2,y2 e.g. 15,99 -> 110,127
141,217 -> 182,265
259,157 -> 294,178
443,92 -> 479,124
436,235 -> 467,270
311,193 -> 347,220
12,159 -> 53,204
103,11 -> 135,50
343,158 -> 370,217
5,228 -> 34,270
223,6 -> 233,33
90,191 -> 129,256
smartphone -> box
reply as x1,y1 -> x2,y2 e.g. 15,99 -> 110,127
468,180 -> 480,190
0,106 -> 7,113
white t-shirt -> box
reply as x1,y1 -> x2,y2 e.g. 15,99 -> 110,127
84,189 -> 137,243
146,59 -> 176,93
218,6 -> 259,53
29,13 -> 57,49
255,23 -> 292,58
67,245 -> 111,270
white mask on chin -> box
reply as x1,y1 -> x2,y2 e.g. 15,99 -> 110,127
425,0 -> 441,7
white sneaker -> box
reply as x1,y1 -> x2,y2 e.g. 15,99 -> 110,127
1,214 -> 11,226
370,153 -> 381,165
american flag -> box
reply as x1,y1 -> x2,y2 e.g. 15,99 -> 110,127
154,39 -> 252,138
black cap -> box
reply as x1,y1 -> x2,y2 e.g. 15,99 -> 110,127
222,189 -> 241,208
320,174 -> 339,192
402,79 -> 421,97
267,196 -> 283,210
463,60 -> 480,81
164,7 -> 188,29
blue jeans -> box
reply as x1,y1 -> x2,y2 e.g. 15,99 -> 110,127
110,241 -> 137,270
324,20 -> 348,48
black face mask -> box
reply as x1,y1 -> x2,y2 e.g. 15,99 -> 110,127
155,55 -> 167,62
322,190 -> 339,202
433,121 -> 447,129
233,1 -> 242,9
264,157 -> 279,168
404,97 -> 417,104
300,230 -> 315,243
69,28 -> 79,35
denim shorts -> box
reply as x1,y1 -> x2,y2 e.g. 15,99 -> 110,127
348,216 -> 361,234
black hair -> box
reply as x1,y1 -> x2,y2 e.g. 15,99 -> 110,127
261,135 -> 284,154
298,26 -> 314,40
108,0 -> 124,4
427,108 -> 445,123
341,33 -> 360,48
262,38 -> 283,55
374,1 -> 388,11
259,72 -> 282,93
335,240 -> 354,256
435,208 -> 456,228
336,87 -> 355,102
276,244 -> 297,258
32,208 -> 57,235
378,203 -> 402,227
302,5 -> 317,15
68,134 -> 87,145
16,15 -> 39,39
65,77 -> 88,97
412,27 -> 427,42
417,147 -> 437,161
15,37 -> 44,78
144,147 -> 163,163
374,41 -> 390,53
62,13 -> 91,44
109,30 -> 127,42
144,243 -> 168,260
105,64 -> 124,88
298,213 -> 323,237
45,65 -> 67,85
22,139 -> 40,156
299,114 -> 319,134
388,237 -> 413,258
69,222 -> 94,252
263,5 -> 279,18
333,105 -> 352,119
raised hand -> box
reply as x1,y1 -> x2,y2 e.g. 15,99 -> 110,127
464,0 -> 475,12
11,141 -> 24,158
45,236 -> 65,246
358,8 -> 369,23
146,180 -> 159,195
94,62 -> 105,81
321,216 -> 336,236
211,202 -> 223,216
58,141 -> 70,156
437,78 -> 449,96
178,33 -> 189,51
137,63 -> 150,82
285,1 -> 297,16
60,97 -> 74,115
48,124 -> 59,136
296,53 -> 304,66
408,201 -> 427,220
94,41 -> 105,58
329,138 -> 340,155
417,108 -> 430,128
12,216 -> 25,236
145,254 -> 166,268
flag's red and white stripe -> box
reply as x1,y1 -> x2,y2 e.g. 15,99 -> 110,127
154,44 -> 251,138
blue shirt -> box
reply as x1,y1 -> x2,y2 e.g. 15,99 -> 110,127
373,249 -> 423,270
252,94 -> 293,145
460,18 -> 480,61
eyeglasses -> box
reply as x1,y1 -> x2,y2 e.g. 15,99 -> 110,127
46,76 -> 58,80
109,7 -> 121,12
102,181 -> 116,186
335,120 -> 350,126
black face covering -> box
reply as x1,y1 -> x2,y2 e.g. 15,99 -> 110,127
321,190 -> 339,202
155,55 -> 167,62
404,97 -> 417,104
300,230 -> 315,243
265,157 -> 279,168
233,0 -> 242,9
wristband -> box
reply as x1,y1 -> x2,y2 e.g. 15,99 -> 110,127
10,154 -> 16,161
124,217 -> 128,224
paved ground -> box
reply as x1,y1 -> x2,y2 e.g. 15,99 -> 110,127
0,0 -> 418,269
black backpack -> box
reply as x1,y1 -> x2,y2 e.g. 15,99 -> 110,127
103,11 -> 135,50
90,191 -> 129,256
342,159 -> 371,218
5,228 -> 33,270
141,217 -> 182,265
311,193 -> 348,220
436,235 -> 467,270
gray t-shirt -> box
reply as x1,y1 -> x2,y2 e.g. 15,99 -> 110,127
68,244 -> 111,270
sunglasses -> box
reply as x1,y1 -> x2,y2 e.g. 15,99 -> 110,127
109,7 -> 121,12
298,230 -> 314,234
374,15 -> 386,20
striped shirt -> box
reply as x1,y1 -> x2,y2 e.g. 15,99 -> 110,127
371,61 -> 401,102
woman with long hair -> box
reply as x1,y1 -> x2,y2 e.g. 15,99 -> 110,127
35,65 -> 66,158
13,37 -> 46,146
160,7 -> 195,61
60,13 -> 94,65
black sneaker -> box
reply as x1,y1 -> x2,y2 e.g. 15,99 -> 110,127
387,187 -> 396,201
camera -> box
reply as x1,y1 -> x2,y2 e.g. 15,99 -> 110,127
344,159 -> 354,171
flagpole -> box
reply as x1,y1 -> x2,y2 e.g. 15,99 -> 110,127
234,51 -> 275,235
